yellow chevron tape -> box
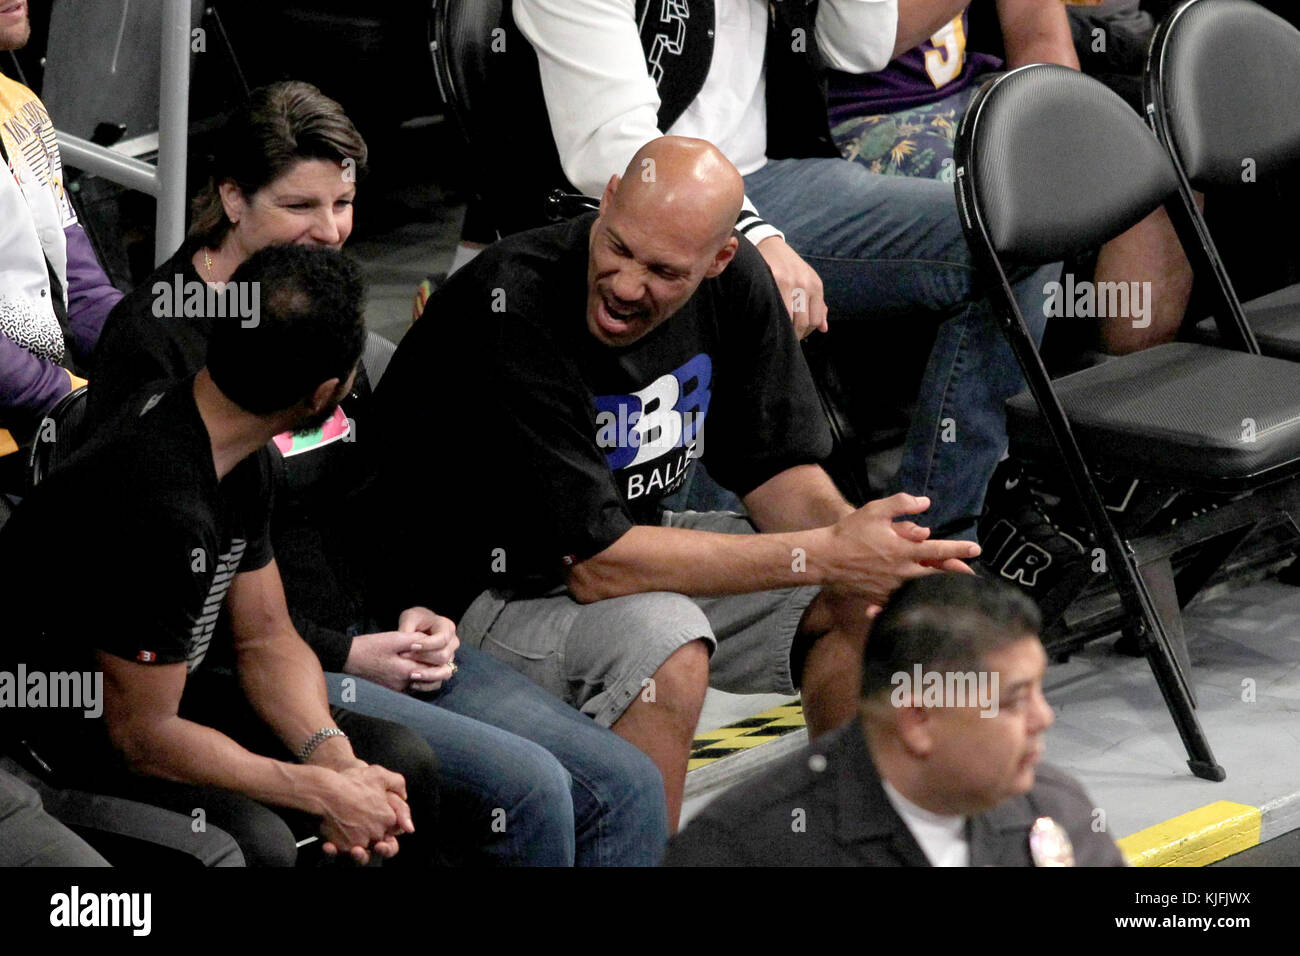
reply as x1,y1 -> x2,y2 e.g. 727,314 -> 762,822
687,700 -> 807,771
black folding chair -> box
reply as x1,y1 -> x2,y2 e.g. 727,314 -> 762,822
1145,0 -> 1300,359
955,62 -> 1300,781
430,0 -> 574,239
28,385 -> 88,487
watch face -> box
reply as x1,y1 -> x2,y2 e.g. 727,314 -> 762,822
1029,816 -> 1076,867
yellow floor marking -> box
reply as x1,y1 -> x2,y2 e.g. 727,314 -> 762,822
1118,801 -> 1261,867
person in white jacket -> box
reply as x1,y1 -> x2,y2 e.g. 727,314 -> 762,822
0,1 -> 121,484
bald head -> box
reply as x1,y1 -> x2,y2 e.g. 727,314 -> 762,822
585,137 -> 744,348
609,137 -> 745,251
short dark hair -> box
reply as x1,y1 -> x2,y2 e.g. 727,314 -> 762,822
188,81 -> 367,249
861,574 -> 1043,699
206,244 -> 366,415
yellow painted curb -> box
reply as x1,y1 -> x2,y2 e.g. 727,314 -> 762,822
1117,801 -> 1261,867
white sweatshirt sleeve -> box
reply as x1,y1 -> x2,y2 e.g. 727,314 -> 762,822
514,0 -> 785,245
816,0 -> 900,74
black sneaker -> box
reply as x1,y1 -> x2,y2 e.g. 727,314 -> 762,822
978,459 -> 1095,624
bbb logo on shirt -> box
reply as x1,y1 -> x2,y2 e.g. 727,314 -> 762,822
594,354 -> 712,501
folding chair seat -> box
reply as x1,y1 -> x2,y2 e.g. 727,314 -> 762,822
1006,342 -> 1300,488
1201,285 -> 1300,359
1144,0 -> 1300,360
955,62 -> 1300,781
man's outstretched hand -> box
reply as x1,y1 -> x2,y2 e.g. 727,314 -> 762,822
824,493 -> 980,606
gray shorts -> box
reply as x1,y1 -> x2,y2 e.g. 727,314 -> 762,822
457,510 -> 821,727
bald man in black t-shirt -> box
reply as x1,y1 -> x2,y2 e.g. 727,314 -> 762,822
367,138 -> 982,830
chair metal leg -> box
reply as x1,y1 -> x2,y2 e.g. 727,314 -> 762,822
1138,557 -> 1195,706
1116,558 -> 1226,781
1139,637 -> 1226,781
1057,508 -> 1228,779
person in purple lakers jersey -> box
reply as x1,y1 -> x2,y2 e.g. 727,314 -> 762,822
829,10 -> 996,178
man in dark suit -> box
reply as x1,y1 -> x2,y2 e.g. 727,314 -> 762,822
664,573 -> 1125,866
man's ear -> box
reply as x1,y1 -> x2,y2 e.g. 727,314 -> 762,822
704,236 -> 739,279
894,701 -> 936,758
306,377 -> 342,416
599,174 -> 621,215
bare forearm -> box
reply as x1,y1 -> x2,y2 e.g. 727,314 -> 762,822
226,563 -> 357,770
567,524 -> 835,603
237,634 -> 344,765
743,465 -> 855,533
998,0 -> 1079,68
111,714 -> 337,815
894,0 -> 972,57
568,493 -> 983,608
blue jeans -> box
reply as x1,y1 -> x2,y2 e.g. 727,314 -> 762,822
326,642 -> 666,866
660,459 -> 744,514
744,158 -> 1055,538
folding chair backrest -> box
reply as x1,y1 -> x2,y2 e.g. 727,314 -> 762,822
433,0 -> 502,139
362,331 -> 398,387
431,0 -> 574,236
955,64 -> 1179,267
28,386 -> 88,488
1148,0 -> 1300,188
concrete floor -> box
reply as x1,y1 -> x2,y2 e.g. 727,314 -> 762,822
349,213 -> 459,346
1046,580 -> 1300,848
346,117 -> 469,348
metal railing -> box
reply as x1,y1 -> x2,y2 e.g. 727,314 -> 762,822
53,0 -> 191,266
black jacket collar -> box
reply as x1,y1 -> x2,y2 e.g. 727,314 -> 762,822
827,719 -> 1040,866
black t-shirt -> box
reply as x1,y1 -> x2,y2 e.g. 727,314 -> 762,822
365,213 -> 831,619
0,378 -> 273,682
86,243 -> 373,670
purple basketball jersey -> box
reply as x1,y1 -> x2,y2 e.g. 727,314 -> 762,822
826,11 -> 1002,124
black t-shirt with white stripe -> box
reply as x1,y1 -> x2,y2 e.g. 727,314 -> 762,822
0,376 -> 273,677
